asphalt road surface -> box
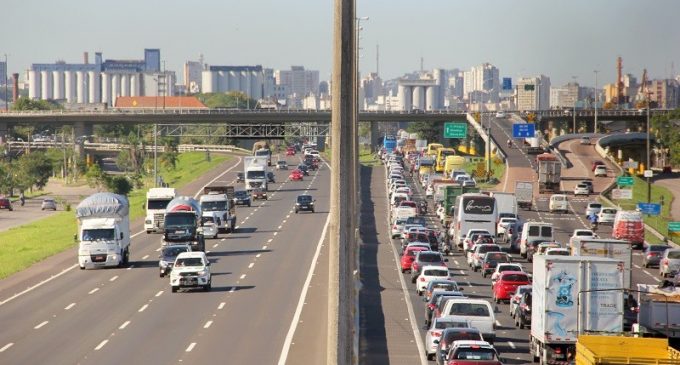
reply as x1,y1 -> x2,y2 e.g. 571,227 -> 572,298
0,152 -> 331,365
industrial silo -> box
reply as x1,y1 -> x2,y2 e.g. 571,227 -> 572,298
28,70 -> 40,100
398,84 -> 411,111
130,74 -> 139,97
101,73 -> 110,105
251,70 -> 263,100
41,70 -> 52,100
229,71 -> 240,92
76,71 -> 86,103
111,74 -> 120,105
425,86 -> 437,111
201,70 -> 214,93
120,74 -> 129,97
413,86 -> 424,110
88,71 -> 100,103
242,71 -> 251,96
64,71 -> 76,103
53,71 -> 64,100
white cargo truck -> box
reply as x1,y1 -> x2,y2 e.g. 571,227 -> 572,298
637,284 -> 680,339
199,185 -> 236,233
244,156 -> 268,191
144,187 -> 176,233
531,255 -> 624,364
490,192 -> 517,217
76,193 -> 131,269
569,238 -> 632,289
515,181 -> 533,210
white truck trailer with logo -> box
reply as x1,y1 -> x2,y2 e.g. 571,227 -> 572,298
76,193 -> 131,269
569,238 -> 632,289
244,156 -> 268,191
144,187 -> 177,233
530,255 -> 624,364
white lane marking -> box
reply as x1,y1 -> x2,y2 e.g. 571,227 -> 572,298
634,264 -> 641,269
0,343 -> 14,352
248,263 -> 254,269
278,225 -> 282,229
286,214 -> 291,219
204,320 -> 213,329
89,288 -> 99,294
256,254 -> 261,258
263,245 -> 268,250
277,214 -> 331,365
282,220 -> 287,224
459,270 -> 465,275
244,217 -> 250,221
230,287 -> 236,293
254,208 -> 259,212
119,320 -> 131,329
213,244 -> 219,248
64,302 -> 76,310
495,320 -> 502,327
155,247 -> 161,252
273,232 -> 278,236
240,274 -> 246,280
138,304 -> 149,312
221,238 -> 226,242
185,343 -> 196,352
453,260 -> 459,266
127,265 -> 134,270
0,264 -> 78,306
109,275 -> 118,282
34,320 -> 49,329
206,250 -> 211,254
508,341 -> 516,349
142,254 -> 149,260
218,302 -> 226,310
155,290 -> 163,297
235,226 -> 240,229
268,239 -> 273,243
94,340 -> 109,351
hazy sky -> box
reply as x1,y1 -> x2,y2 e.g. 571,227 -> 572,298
3,0 -> 680,87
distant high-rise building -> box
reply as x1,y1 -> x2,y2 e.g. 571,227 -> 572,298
361,72 -> 384,102
144,49 -> 161,72
183,60 -> 203,94
550,87 -> 570,109
464,63 -> 500,103
649,79 -> 680,109
516,75 -> 550,111
275,66 -> 319,98
0,61 -> 7,85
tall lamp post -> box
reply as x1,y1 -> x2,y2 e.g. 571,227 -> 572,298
646,92 -> 651,203
3,54 -> 8,112
594,70 -> 599,133
572,76 -> 578,133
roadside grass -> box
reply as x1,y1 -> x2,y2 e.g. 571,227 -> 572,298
610,176 -> 674,240
464,158 -> 506,189
0,152 -> 229,280
359,147 -> 381,167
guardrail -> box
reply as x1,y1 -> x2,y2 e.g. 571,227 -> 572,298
0,109 -> 467,116
5,141 -> 251,154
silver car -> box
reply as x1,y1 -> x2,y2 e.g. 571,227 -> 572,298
660,249 -> 680,278
41,198 -> 57,211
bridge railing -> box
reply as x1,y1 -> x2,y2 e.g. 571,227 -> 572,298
5,141 -> 250,154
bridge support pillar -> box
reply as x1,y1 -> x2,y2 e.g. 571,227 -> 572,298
0,121 -> 8,144
73,121 -> 93,140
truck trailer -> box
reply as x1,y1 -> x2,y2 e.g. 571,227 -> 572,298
76,193 -> 131,269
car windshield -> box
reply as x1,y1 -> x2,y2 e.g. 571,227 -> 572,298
148,199 -> 172,210
443,330 -> 482,343
503,274 -> 529,282
485,253 -> 508,261
297,195 -> 313,203
174,258 -> 204,267
478,245 -> 501,254
165,214 -> 195,227
201,201 -> 227,211
431,282 -> 457,291
246,171 -> 265,179
454,348 -> 497,360
235,191 -> 248,198
435,320 -> 468,329
576,231 -> 593,236
407,217 -> 426,225
448,303 -> 490,316
500,265 -> 520,272
650,245 -> 670,252
589,204 -> 602,209
419,253 -> 442,262
667,251 -> 680,259
424,269 -> 448,276
82,229 -> 115,241
162,246 -> 189,257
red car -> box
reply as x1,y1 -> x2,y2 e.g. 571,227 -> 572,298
591,160 -> 605,171
0,196 -> 12,211
286,147 -> 296,156
492,271 -> 530,303
400,246 -> 428,273
289,169 -> 304,181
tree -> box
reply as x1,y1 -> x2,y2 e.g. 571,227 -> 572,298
85,164 -> 107,191
407,121 -> 444,144
116,149 -> 134,172
651,108 -> 680,166
105,176 -> 133,196
196,92 -> 257,109
159,136 -> 179,170
0,162 -> 11,195
11,97 -> 60,111
15,152 -> 52,191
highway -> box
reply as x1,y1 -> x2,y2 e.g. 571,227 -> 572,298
0,152 -> 330,364
360,115 -> 665,364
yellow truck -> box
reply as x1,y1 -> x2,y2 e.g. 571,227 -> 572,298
576,335 -> 680,364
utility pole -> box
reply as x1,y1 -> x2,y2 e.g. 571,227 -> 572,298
646,91 -> 651,203
594,70 -> 599,133
3,54 -> 8,112
328,0 -> 356,363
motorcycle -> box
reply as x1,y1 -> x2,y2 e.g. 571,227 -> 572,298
418,201 -> 428,215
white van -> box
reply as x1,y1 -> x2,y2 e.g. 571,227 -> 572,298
548,194 -> 568,214
391,192 -> 409,207
519,222 -> 554,258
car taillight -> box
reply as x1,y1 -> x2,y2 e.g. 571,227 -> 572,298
555,347 -> 562,354
432,331 -> 441,337
428,303 -> 435,310
663,259 -> 669,266
484,263 -> 490,268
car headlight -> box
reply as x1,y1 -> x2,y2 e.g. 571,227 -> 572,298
145,219 -> 152,224
198,270 -> 207,276
296,203 -> 300,205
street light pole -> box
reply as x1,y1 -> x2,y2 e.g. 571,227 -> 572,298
572,76 -> 577,133
594,70 -> 599,133
4,54 -> 8,112
646,92 -> 651,203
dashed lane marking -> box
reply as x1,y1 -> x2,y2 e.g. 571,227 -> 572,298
89,288 -> 99,295
34,321 -> 48,329
268,239 -> 273,243
240,274 -> 246,280
155,290 -> 163,297
119,320 -> 130,329
94,340 -> 108,351
142,254 -> 149,260
213,244 -> 219,248
218,302 -> 226,310
65,303 -> 76,310
248,263 -> 254,269
256,254 -> 261,258
508,341 -> 516,349
263,245 -> 268,250
0,343 -> 14,352
185,343 -> 196,352
204,320 -> 213,329
109,275 -> 118,282
138,304 -> 149,312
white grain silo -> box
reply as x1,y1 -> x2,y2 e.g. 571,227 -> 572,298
251,70 -> 263,100
52,71 -> 64,100
28,70 -> 40,99
101,73 -> 110,105
425,86 -> 437,111
243,71 -> 251,96
433,68 -> 446,109
41,70 -> 53,100
120,74 -> 129,97
413,86 -> 424,110
76,71 -> 86,103
398,84 -> 411,111
201,70 -> 214,93
64,71 -> 76,103
130,74 -> 139,97
217,71 -> 228,92
229,71 -> 240,91
88,71 -> 100,103
111,74 -> 120,105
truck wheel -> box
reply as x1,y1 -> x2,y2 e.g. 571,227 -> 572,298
146,230 -> 151,234
160,272 -> 164,278
171,286 -> 178,293
79,265 -> 85,270
204,283 -> 211,291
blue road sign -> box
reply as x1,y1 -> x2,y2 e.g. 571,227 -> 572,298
502,77 -> 512,91
637,203 -> 661,216
512,123 -> 535,138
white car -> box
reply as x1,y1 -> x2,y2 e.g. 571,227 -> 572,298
416,265 -> 452,295
394,186 -> 413,198
571,229 -> 598,240
469,244 -> 502,271
580,136 -> 591,145
549,194 -> 569,213
585,202 -> 602,217
574,183 -> 590,196
545,248 -> 570,256
509,284 -> 533,318
594,165 -> 607,177
425,317 -> 470,360
495,111 -> 506,119
497,217 -> 518,240
490,263 -> 524,284
391,217 -> 408,239
425,185 -> 434,198
170,252 -> 212,292
598,207 -> 618,224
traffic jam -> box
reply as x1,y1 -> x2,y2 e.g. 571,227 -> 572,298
380,135 -> 680,365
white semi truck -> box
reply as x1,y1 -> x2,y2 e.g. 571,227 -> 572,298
144,187 -> 177,233
530,255 -> 625,364
199,185 -> 236,233
76,192 -> 131,269
244,156 -> 268,191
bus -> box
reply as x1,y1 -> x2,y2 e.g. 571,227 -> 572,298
452,193 -> 498,247
383,135 -> 397,154
435,148 -> 457,173
426,143 -> 443,157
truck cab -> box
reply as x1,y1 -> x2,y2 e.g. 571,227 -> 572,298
144,187 -> 176,234
199,186 -> 236,233
244,156 -> 269,191
76,193 -> 131,269
163,197 -> 205,252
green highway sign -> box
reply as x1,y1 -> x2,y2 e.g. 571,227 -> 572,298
669,222 -> 680,237
616,176 -> 634,186
444,122 -> 467,138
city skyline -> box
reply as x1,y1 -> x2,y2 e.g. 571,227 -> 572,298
3,0 -> 680,87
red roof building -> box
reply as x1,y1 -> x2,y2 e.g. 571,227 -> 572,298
114,96 -> 207,109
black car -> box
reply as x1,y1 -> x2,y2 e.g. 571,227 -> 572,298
233,190 -> 251,207
267,171 -> 276,183
424,291 -> 464,327
295,194 -> 315,213
297,164 -> 310,176
410,252 -> 448,283
642,244 -> 671,268
158,245 -> 192,277
481,252 -> 511,278
236,172 -> 245,183
514,292 -> 532,329
434,327 -> 484,365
